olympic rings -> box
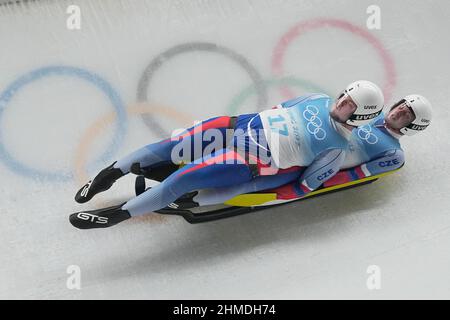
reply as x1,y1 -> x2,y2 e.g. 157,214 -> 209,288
272,18 -> 397,102
225,76 -> 332,115
302,105 -> 327,141
0,66 -> 127,182
0,18 -> 399,183
137,42 -> 268,137
357,125 -> 379,145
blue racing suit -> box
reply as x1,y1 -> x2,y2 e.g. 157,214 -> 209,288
111,94 -> 353,215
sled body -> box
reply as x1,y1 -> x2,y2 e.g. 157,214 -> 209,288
136,164 -> 401,224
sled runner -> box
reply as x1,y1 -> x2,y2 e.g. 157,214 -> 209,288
133,162 -> 402,224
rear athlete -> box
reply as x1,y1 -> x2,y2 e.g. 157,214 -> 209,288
268,94 -> 433,200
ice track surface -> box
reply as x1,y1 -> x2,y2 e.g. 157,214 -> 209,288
0,0 -> 449,299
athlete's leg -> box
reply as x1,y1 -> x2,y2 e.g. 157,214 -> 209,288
68,153 -> 301,229
115,116 -> 236,173
122,148 -> 254,217
192,167 -> 302,206
74,116 -> 235,203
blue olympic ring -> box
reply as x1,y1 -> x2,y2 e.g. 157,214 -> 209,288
0,66 -> 127,182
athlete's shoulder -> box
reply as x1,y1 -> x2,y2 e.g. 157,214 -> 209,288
306,93 -> 331,100
299,93 -> 331,104
280,93 -> 331,108
354,122 -> 402,152
370,115 -> 402,149
370,113 -> 385,126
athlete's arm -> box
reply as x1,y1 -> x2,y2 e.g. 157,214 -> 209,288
271,148 -> 346,200
322,149 -> 405,188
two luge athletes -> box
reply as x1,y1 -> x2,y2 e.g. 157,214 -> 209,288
70,80 -> 433,229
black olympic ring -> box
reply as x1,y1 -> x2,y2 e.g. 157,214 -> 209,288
137,42 -> 268,137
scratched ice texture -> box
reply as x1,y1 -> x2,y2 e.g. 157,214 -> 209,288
0,0 -> 449,299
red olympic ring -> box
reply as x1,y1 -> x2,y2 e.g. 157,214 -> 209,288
271,18 -> 397,102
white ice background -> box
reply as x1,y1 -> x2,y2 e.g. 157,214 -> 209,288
0,0 -> 449,299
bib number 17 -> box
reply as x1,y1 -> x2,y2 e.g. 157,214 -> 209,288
267,114 -> 288,136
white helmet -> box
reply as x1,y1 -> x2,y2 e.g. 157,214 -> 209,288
391,94 -> 432,136
341,80 -> 384,127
